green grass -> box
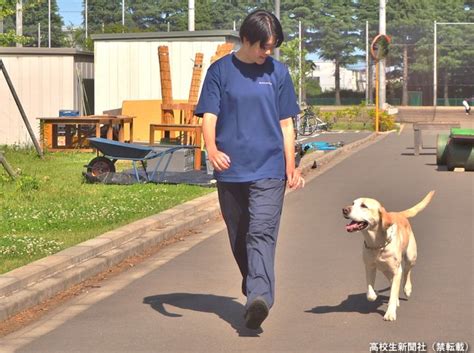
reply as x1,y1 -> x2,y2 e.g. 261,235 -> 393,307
0,147 -> 213,274
331,121 -> 371,131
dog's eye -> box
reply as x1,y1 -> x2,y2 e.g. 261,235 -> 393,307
361,203 -> 368,208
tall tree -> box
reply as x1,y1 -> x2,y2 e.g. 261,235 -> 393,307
0,0 -> 49,46
312,0 -> 360,105
280,37 -> 313,101
386,0 -> 435,105
431,0 -> 473,104
86,0 -> 126,33
22,0 -> 65,47
0,0 -> 18,45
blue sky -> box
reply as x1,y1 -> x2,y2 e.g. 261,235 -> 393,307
57,0 -> 83,26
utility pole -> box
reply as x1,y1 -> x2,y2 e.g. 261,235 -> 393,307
48,0 -> 51,47
16,0 -> 22,47
366,20 -> 369,105
188,0 -> 195,31
378,0 -> 386,109
298,20 -> 302,106
274,0 -> 280,60
85,0 -> 88,39
433,21 -> 437,107
122,0 -> 125,32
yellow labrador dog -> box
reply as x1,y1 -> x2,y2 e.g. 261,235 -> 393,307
342,191 -> 435,321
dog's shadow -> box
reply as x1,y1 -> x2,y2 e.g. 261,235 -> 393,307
305,287 -> 405,317
143,293 -> 262,337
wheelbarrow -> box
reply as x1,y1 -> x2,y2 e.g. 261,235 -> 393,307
85,137 -> 196,182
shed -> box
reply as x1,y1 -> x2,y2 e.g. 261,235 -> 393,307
0,48 -> 94,145
92,30 -> 240,141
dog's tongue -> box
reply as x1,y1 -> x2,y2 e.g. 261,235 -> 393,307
346,221 -> 363,232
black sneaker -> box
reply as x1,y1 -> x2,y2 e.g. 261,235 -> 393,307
244,297 -> 269,329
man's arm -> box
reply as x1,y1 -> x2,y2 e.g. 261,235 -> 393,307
202,113 -> 230,171
280,117 -> 304,189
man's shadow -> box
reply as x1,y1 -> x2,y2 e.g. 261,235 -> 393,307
305,288 -> 404,317
143,293 -> 262,337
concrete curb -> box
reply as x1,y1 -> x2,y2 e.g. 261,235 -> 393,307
0,193 -> 220,322
0,131 -> 387,322
298,131 -> 389,175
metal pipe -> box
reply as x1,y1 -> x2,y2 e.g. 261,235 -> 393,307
16,0 -> 22,47
48,0 -> 51,47
378,0 -> 386,110
85,0 -> 88,39
433,21 -> 437,107
375,61 -> 379,132
274,0 -> 280,60
298,20 -> 302,106
122,0 -> 125,31
0,152 -> 17,179
366,20 -> 369,105
188,0 -> 195,31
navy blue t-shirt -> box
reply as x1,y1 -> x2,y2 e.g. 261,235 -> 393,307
195,53 -> 300,182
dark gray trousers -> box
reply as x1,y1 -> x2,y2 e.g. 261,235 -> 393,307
217,178 -> 286,309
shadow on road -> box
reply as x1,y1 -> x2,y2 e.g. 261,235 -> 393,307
143,293 -> 263,337
305,292 -> 389,317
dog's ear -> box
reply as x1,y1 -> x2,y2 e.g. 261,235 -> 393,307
380,207 -> 393,230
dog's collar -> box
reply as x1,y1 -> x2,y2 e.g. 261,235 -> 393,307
364,236 -> 392,250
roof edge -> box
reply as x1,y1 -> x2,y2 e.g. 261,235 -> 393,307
0,47 -> 93,56
91,30 -> 240,41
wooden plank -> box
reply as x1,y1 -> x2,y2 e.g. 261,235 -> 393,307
158,46 -> 174,126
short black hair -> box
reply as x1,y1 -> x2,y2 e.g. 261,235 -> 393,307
239,9 -> 284,48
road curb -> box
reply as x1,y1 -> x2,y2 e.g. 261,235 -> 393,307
298,131 -> 389,176
0,131 -> 387,322
0,193 -> 220,322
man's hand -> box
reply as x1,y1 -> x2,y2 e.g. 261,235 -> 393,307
287,168 -> 305,189
208,149 -> 231,172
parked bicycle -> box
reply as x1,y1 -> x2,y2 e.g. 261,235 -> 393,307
297,105 -> 329,136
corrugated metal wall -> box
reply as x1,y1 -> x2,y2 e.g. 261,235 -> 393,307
0,50 -> 93,146
74,58 -> 94,115
94,36 -> 238,114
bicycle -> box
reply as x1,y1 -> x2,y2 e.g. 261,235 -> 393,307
297,106 -> 328,136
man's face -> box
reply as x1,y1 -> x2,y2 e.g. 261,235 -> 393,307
245,37 -> 276,65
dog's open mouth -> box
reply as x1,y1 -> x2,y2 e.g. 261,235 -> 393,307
345,220 -> 369,232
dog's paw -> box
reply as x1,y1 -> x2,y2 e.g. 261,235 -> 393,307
367,288 -> 378,302
383,310 -> 397,321
404,285 -> 412,298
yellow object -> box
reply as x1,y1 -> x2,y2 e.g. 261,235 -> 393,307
121,99 -> 190,142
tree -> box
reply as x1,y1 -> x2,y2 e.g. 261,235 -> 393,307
86,0 -> 127,34
0,0 -> 39,46
22,0 -> 65,47
431,0 -> 473,105
312,0 -> 360,105
280,38 -> 314,102
385,0 -> 435,105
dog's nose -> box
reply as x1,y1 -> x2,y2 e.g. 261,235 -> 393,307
342,207 -> 350,216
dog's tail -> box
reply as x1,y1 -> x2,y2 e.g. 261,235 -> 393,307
400,190 -> 435,218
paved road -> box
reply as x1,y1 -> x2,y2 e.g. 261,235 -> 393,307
1,129 -> 472,353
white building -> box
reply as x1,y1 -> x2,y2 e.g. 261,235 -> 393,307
0,48 -> 93,145
91,30 -> 240,115
310,61 -> 365,92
